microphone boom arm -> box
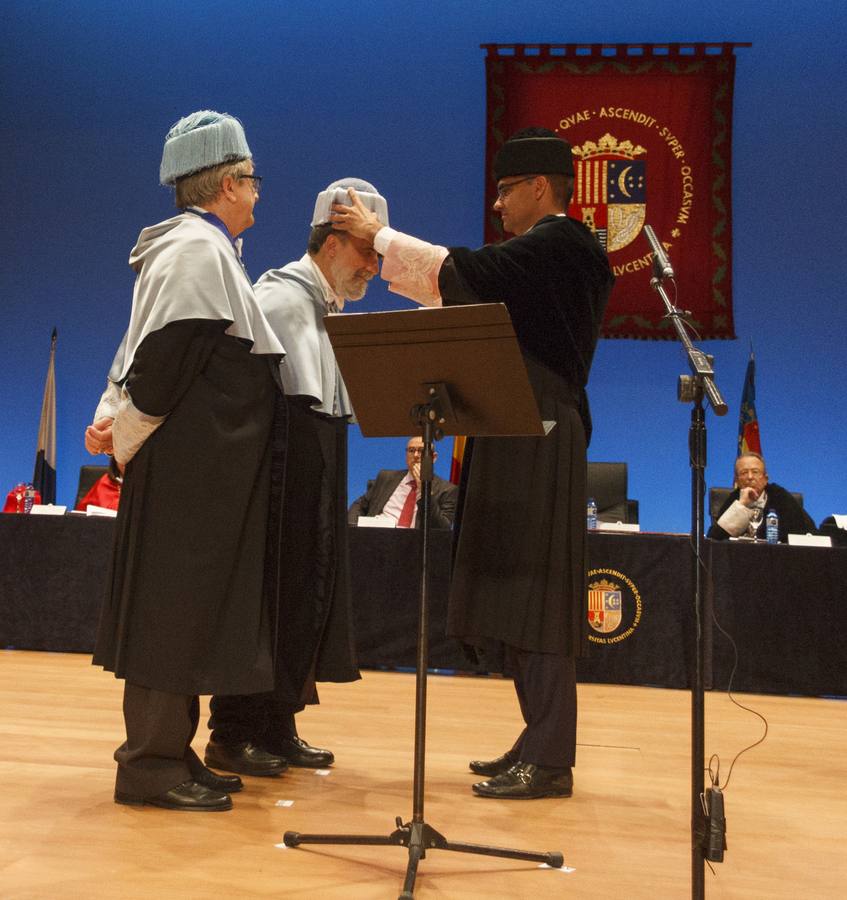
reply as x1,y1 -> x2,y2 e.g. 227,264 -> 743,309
643,225 -> 727,416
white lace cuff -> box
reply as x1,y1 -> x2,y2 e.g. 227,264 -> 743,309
375,227 -> 446,307
716,500 -> 753,537
93,379 -> 122,422
112,387 -> 166,466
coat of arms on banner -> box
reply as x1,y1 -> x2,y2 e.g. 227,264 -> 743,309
571,134 -> 646,253
588,578 -> 623,633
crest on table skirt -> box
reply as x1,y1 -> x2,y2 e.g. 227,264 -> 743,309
588,578 -> 623,633
587,569 -> 642,644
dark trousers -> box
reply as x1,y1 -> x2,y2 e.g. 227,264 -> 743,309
208,694 -> 296,748
504,646 -> 577,769
114,682 -> 202,799
208,680 -> 312,750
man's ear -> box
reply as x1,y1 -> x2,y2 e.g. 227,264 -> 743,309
220,174 -> 238,203
323,232 -> 340,256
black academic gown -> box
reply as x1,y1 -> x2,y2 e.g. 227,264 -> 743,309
438,214 -> 613,659
273,396 -> 360,705
207,394 -> 361,746
93,319 -> 279,696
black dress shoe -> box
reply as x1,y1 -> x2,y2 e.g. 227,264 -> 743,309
115,780 -> 233,811
273,735 -> 334,768
192,765 -> 243,794
469,751 -> 516,777
472,762 -> 573,799
204,740 -> 288,777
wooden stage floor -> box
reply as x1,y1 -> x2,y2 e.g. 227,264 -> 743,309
1,650 -> 845,898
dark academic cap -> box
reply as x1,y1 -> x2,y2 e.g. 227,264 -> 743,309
493,133 -> 575,180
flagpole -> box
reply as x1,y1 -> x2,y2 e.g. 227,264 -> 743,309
33,328 -> 58,505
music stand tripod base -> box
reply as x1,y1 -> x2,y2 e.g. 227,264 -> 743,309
283,818 -> 563,899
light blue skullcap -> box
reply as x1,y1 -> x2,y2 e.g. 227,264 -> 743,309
159,110 -> 252,185
311,178 -> 389,227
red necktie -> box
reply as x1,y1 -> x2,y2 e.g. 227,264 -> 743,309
397,480 -> 418,528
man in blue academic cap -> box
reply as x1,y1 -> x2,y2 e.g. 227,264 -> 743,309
92,110 -> 284,812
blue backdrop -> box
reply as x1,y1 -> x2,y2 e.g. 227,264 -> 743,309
2,0 -> 844,532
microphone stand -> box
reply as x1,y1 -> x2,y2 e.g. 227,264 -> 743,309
644,227 -> 727,900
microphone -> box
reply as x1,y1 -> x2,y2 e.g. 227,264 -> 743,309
642,224 -> 675,279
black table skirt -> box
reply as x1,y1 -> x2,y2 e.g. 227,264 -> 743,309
0,514 -> 112,653
350,529 -> 694,690
2,514 -> 845,696
707,540 -> 847,695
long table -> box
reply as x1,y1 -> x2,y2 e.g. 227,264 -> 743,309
2,514 -> 845,696
707,539 -> 847,695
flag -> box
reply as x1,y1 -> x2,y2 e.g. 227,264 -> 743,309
450,435 -> 466,485
33,329 -> 57,504
737,350 -> 761,456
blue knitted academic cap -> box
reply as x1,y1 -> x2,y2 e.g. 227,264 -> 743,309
159,110 -> 251,186
311,178 -> 389,227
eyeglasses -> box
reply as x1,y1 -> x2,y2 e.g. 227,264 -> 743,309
239,173 -> 262,195
495,175 -> 537,200
737,468 -> 765,478
406,446 -> 424,456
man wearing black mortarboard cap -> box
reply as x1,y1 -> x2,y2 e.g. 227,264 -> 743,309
331,126 -> 614,799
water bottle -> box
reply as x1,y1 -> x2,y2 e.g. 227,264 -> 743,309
23,483 -> 36,513
765,509 -> 779,544
587,497 -> 597,530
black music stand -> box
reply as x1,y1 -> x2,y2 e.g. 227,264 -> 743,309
283,304 -> 563,898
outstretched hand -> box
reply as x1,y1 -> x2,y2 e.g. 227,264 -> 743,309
331,188 -> 383,242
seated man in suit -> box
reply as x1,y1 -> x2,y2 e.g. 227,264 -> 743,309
348,436 -> 458,528
708,452 -> 817,542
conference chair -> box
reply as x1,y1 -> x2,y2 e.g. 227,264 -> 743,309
75,465 -> 108,509
587,462 -> 639,524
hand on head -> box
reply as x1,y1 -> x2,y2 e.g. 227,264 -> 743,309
331,188 -> 383,242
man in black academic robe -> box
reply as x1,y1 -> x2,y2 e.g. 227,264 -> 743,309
708,452 -> 817,541
331,127 -> 614,798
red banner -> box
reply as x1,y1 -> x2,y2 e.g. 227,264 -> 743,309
484,43 -> 745,340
